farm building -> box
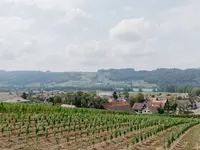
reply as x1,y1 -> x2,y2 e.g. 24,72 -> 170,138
132,103 -> 146,113
132,101 -> 165,114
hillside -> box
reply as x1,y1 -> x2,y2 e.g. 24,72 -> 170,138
0,68 -> 200,88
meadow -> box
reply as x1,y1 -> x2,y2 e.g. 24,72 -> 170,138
129,91 -> 176,96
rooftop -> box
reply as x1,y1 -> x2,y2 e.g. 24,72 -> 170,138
132,103 -> 145,110
103,101 -> 134,113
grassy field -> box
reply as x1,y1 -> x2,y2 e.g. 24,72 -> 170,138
0,103 -> 199,150
24,83 -> 41,87
0,92 -> 10,95
129,91 -> 178,96
54,79 -> 156,88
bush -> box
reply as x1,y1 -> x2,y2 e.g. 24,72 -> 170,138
157,108 -> 164,114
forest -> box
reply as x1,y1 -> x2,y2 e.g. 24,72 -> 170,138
0,68 -> 200,89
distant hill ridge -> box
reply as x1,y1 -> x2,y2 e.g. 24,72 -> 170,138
0,68 -> 200,88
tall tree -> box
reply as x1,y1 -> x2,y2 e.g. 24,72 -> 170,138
152,87 -> 156,92
118,91 -> 121,98
135,93 -> 144,103
129,96 -> 135,107
112,91 -> 118,101
138,88 -> 143,92
73,91 -> 84,107
53,96 -> 62,105
190,88 -> 200,97
21,92 -> 27,99
123,91 -> 130,100
164,99 -> 170,113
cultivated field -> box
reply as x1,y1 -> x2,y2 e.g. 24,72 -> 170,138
129,91 -> 179,96
0,103 -> 199,150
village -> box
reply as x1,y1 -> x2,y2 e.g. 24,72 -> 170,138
0,90 -> 200,115
98,91 -> 197,114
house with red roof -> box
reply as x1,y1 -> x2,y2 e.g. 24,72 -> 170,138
132,103 -> 146,113
132,101 -> 166,114
103,101 -> 134,113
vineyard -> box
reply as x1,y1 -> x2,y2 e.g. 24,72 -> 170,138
0,103 -> 200,150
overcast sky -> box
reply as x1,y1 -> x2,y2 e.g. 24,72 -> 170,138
0,0 -> 200,72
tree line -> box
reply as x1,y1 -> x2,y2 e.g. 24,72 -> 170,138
47,91 -> 108,108
2,68 -> 200,88
163,85 -> 200,96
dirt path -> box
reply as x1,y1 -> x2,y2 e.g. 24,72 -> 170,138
171,124 -> 200,150
129,124 -> 187,150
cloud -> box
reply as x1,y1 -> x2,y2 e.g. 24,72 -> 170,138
152,0 -> 200,67
109,18 -> 157,60
109,18 -> 151,42
159,2 -> 200,34
0,51 -> 16,60
1,0 -> 90,23
3,0 -> 75,10
66,40 -> 104,59
0,0 -> 200,71
0,16 -> 34,36
62,8 -> 91,23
